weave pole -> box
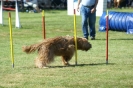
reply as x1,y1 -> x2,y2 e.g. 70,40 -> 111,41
42,10 -> 46,39
0,0 -> 3,25
73,9 -> 77,65
106,10 -> 109,64
8,12 -> 15,68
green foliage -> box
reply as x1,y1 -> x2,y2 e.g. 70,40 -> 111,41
0,9 -> 133,88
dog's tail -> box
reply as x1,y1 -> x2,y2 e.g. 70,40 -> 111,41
22,42 -> 42,54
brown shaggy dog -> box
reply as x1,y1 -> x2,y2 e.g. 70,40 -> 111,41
22,36 -> 92,68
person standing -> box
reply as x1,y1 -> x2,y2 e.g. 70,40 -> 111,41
77,0 -> 98,40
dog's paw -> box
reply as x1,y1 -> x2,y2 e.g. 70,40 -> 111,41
43,66 -> 49,68
63,62 -> 70,66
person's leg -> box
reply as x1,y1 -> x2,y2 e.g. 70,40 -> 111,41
89,11 -> 96,39
80,6 -> 89,39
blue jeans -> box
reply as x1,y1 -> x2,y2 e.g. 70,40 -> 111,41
80,5 -> 96,39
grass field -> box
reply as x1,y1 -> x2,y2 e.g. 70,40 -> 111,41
0,8 -> 133,88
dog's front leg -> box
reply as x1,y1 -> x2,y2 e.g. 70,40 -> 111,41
61,56 -> 71,66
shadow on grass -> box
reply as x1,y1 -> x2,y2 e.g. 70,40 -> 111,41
46,63 -> 115,68
21,63 -> 115,69
95,38 -> 133,41
110,38 -> 133,40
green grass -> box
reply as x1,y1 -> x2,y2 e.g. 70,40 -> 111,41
0,8 -> 133,88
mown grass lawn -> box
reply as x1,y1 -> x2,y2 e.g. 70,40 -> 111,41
0,8 -> 133,88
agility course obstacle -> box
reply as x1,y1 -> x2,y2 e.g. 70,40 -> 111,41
73,9 -> 78,65
15,0 -> 21,28
106,10 -> 109,64
99,11 -> 133,34
0,0 -> 21,28
8,12 -> 15,68
0,0 -> 3,25
42,10 -> 46,39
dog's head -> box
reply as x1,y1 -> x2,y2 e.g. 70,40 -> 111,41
76,37 -> 92,51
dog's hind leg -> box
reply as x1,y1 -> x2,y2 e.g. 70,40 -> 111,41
35,46 -> 55,68
35,55 -> 47,68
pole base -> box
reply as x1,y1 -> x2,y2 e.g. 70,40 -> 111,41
106,60 -> 108,65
